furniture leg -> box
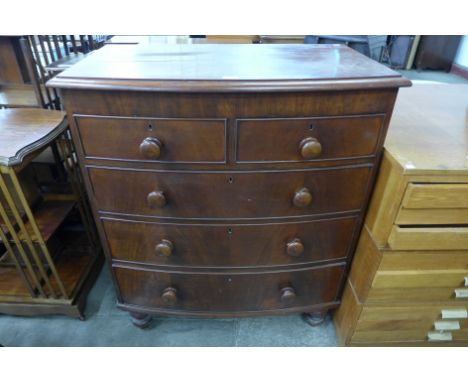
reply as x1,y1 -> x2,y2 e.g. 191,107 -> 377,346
302,310 -> 328,326
130,312 -> 152,329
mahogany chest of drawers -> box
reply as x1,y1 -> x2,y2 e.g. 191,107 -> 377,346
49,43 -> 410,327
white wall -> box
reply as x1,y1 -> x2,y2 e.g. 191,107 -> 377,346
455,35 -> 468,68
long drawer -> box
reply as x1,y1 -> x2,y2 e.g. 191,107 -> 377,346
236,115 -> 384,163
102,216 -> 357,267
75,115 -> 227,163
88,165 -> 372,219
114,263 -> 345,313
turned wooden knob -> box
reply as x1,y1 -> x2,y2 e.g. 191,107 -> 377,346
293,187 -> 312,207
286,238 -> 304,257
161,287 -> 178,304
280,286 -> 296,303
147,190 -> 166,208
155,239 -> 173,257
139,137 -> 162,159
300,137 -> 322,159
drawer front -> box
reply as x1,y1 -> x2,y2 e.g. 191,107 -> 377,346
388,226 -> 468,251
236,115 -> 384,163
366,287 -> 468,304
89,165 -> 372,219
102,216 -> 357,267
353,305 -> 468,344
402,184 -> 468,209
379,251 -> 468,271
372,270 -> 468,289
396,183 -> 468,225
368,267 -> 468,302
75,115 -> 227,163
114,263 -> 345,313
352,328 -> 468,343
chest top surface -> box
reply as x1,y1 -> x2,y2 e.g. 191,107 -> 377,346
48,43 -> 410,92
386,83 -> 468,174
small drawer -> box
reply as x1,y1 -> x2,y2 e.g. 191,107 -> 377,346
113,263 -> 345,313
402,184 -> 468,209
102,216 -> 357,267
359,305 -> 468,322
88,165 -> 371,219
366,287 -> 467,304
388,226 -> 468,251
353,304 -> 468,343
352,328 -> 468,343
236,115 -> 384,163
372,269 -> 468,289
379,251 -> 468,272
396,184 -> 468,225
74,115 -> 227,163
369,269 -> 468,303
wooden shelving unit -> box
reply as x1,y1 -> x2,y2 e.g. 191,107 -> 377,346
0,108 -> 102,319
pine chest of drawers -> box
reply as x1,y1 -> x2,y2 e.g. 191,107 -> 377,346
334,84 -> 468,346
49,43 -> 410,327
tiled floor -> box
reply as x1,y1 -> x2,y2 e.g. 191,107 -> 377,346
0,267 -> 337,346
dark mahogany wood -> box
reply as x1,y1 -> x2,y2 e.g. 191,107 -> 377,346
113,263 -> 345,313
88,165 -> 372,219
236,115 -> 384,163
48,44 -> 411,92
49,44 -> 410,326
101,215 -> 358,267
75,115 -> 227,163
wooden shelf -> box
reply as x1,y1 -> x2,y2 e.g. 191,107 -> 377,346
0,199 -> 76,243
0,264 -> 32,297
52,229 -> 95,297
0,229 -> 95,300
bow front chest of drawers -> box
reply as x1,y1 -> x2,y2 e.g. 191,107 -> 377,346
49,43 -> 410,327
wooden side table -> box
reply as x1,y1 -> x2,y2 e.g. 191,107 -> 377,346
0,108 -> 102,319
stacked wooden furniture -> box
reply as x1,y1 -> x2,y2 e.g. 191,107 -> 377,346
0,108 -> 102,319
49,44 -> 410,327
335,84 -> 468,346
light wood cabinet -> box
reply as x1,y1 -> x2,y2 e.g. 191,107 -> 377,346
334,84 -> 468,346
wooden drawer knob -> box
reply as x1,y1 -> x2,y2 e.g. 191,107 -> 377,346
300,137 -> 322,159
155,239 -> 173,257
293,187 -> 312,207
161,286 -> 178,304
147,190 -> 166,208
140,137 -> 162,159
286,238 -> 304,257
280,286 -> 296,303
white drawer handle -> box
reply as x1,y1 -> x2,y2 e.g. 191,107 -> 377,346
427,331 -> 452,342
441,309 -> 468,319
434,320 -> 460,331
454,288 -> 468,298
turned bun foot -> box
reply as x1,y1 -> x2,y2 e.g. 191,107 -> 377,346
130,312 -> 152,329
302,311 -> 327,326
